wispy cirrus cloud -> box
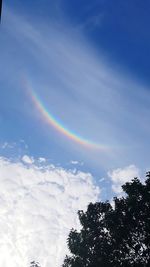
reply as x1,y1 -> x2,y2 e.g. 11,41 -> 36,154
1,6 -> 150,169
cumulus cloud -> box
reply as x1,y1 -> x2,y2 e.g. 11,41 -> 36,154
38,158 -> 46,163
0,156 -> 99,267
70,160 -> 79,165
70,161 -> 84,166
22,155 -> 34,164
108,165 -> 140,194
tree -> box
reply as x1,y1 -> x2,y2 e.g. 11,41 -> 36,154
63,172 -> 150,267
30,261 -> 41,267
0,0 -> 2,22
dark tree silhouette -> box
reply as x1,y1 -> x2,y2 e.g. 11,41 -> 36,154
0,0 -> 2,22
63,172 -> 150,267
30,261 -> 41,267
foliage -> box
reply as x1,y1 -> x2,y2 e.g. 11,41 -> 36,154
30,261 -> 41,267
62,172 -> 150,267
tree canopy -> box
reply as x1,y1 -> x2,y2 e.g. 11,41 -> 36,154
30,261 -> 41,267
63,172 -> 150,267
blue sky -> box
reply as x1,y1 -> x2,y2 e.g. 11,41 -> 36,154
1,1 -> 150,266
9,0 -> 150,82
1,1 -> 150,191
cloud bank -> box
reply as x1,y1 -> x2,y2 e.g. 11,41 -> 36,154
0,156 -> 99,267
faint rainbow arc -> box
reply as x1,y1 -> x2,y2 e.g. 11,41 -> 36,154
30,89 -> 108,150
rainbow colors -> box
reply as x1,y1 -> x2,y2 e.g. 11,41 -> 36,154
30,88 -> 108,150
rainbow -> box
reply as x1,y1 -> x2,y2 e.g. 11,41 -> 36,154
29,86 -> 109,150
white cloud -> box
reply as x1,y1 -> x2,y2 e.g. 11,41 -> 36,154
22,155 -> 34,164
70,161 -> 84,166
70,160 -> 79,165
38,157 -> 46,163
99,177 -> 105,183
108,165 -> 140,194
0,156 -> 99,267
1,142 -> 15,149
